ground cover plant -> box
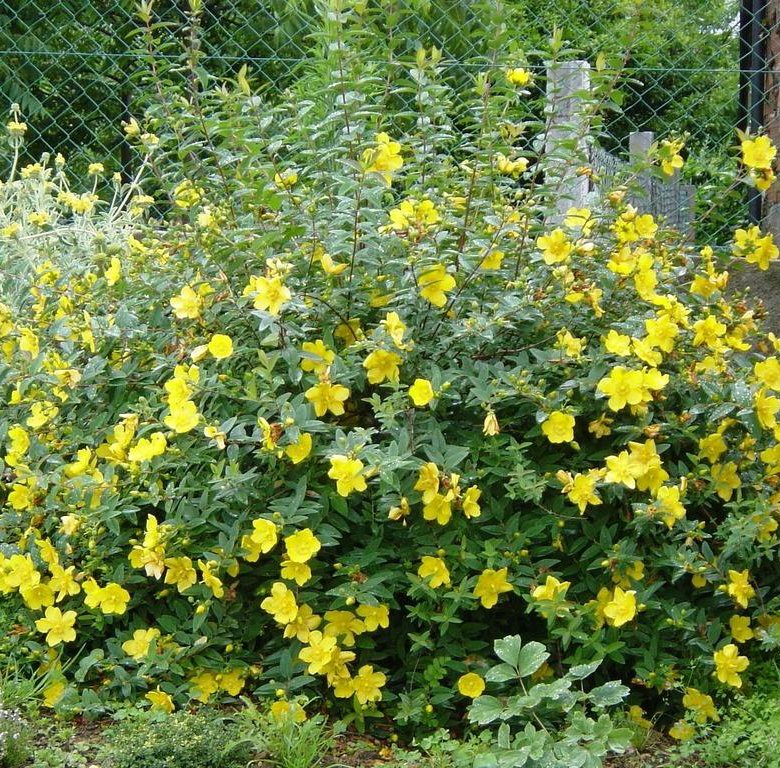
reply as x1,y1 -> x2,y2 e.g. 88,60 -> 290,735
1,1 -> 780,762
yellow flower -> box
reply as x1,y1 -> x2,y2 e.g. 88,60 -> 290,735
423,492 -> 453,525
418,556 -> 450,588
49,564 -> 81,601
363,349 -> 402,384
305,378 -> 350,417
270,699 -> 307,722
417,264 -> 455,307
755,357 -> 780,390
104,257 -> 122,286
564,207 -> 594,234
628,705 -> 652,729
243,274 -> 292,315
146,687 -> 175,713
564,471 -> 602,514
658,138 -> 685,176
408,378 -> 434,406
536,229 -> 573,265
480,249 -> 505,270
324,610 -> 365,647
755,387 -> 780,430
655,485 -> 686,528
99,583 -> 131,615
245,518 -> 279,560
388,198 -> 439,232
729,615 -> 754,643
362,132 -> 403,185
541,411 -> 575,444
726,569 -> 755,609
483,409 -> 500,436
164,400 -> 200,433
298,630 -> 339,674
713,643 -> 749,688
603,586 -> 637,627
733,225 -> 779,270
163,556 -> 198,592
604,451 -> 640,489
556,329 -> 586,358
283,604 -> 321,642
462,486 -> 481,519
8,480 -> 35,511
327,455 -> 367,496
284,528 -> 321,563
506,67 -> 532,87
207,334 -> 233,359
588,414 -> 613,438
122,628 -> 161,660
597,366 -> 645,411
300,340 -> 335,373
711,462 -> 741,501
190,671 -> 220,703
281,560 -> 312,586
473,568 -> 513,609
495,154 -> 528,177
35,607 -> 77,646
669,721 -> 696,741
353,665 -> 386,704
698,433 -> 726,463
532,575 -> 570,602
199,560 -> 224,598
7,120 -> 27,137
356,604 -> 390,631
388,497 -> 411,522
682,688 -> 718,723
414,462 -> 440,503
741,135 -> 776,170
458,672 -> 486,699
261,582 -> 299,625
274,168 -> 298,189
381,311 -> 408,348
285,433 -> 313,464
42,679 -> 67,708
21,582 -> 55,610
128,432 -> 167,463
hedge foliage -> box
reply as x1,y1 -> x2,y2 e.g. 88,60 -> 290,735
1,8 -> 779,738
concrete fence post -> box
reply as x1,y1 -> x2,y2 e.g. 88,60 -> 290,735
545,60 -> 591,218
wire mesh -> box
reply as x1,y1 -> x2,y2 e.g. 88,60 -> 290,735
1,0 -> 778,240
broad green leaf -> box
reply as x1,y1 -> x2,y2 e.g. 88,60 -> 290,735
494,635 -> 523,667
516,641 -> 550,678
588,681 -> 630,708
485,663 -> 518,683
467,695 -> 504,725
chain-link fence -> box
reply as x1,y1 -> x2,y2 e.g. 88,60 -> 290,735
2,0 -> 779,240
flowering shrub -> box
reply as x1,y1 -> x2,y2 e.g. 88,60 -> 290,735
2,11 -> 780,738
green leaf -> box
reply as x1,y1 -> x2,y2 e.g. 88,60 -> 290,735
608,726 -> 634,752
568,660 -> 602,680
516,641 -> 550,678
485,663 -> 517,683
494,635 -> 523,667
467,695 -> 504,725
588,681 -> 630,708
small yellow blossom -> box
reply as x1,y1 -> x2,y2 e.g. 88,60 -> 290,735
457,672 -> 486,698
713,643 -> 749,687
408,378 -> 434,406
418,556 -> 450,588
473,568 -> 513,608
